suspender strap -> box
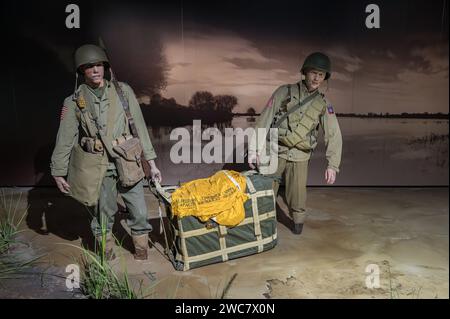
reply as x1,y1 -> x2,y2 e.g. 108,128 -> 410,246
74,93 -> 98,139
111,79 -> 139,138
110,79 -> 153,179
272,89 -> 319,129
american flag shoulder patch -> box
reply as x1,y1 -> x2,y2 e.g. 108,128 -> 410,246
266,96 -> 274,108
327,105 -> 334,114
60,105 -> 68,121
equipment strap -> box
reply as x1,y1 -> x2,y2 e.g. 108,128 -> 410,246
272,88 -> 319,129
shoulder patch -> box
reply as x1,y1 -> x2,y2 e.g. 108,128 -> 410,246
60,105 -> 68,121
76,94 -> 86,109
266,96 -> 274,108
327,105 -> 335,114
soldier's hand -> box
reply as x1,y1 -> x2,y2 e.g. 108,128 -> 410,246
53,176 -> 70,193
325,168 -> 336,185
248,153 -> 260,169
151,167 -> 162,184
148,160 -> 162,184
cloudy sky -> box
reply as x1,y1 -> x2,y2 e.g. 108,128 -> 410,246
7,0 -> 449,114
156,0 -> 449,113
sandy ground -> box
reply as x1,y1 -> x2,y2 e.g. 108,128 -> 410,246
0,186 -> 448,299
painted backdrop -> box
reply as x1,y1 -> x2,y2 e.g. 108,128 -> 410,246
0,0 -> 448,186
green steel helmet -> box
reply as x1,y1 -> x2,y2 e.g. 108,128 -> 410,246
301,52 -> 331,80
74,44 -> 109,73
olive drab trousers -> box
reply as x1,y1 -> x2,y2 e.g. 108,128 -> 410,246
271,157 -> 309,224
89,169 -> 152,237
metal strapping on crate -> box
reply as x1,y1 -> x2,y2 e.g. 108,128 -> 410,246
245,176 -> 262,247
179,234 -> 277,269
172,211 -> 276,238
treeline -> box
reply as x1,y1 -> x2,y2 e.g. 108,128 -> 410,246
233,107 -> 260,116
140,91 -> 449,127
140,91 -> 237,126
336,112 -> 449,119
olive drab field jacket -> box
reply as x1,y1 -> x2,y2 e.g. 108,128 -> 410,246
249,81 -> 342,172
51,80 -> 157,177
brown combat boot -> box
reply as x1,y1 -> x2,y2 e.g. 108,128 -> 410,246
95,233 -> 116,261
132,234 -> 149,260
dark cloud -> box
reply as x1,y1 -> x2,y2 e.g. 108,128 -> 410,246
223,57 -> 282,71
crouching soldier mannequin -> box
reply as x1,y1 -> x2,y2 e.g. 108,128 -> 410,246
50,44 -> 162,260
249,52 -> 342,235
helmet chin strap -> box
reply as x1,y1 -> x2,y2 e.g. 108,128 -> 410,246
73,72 -> 79,99
109,67 -> 115,81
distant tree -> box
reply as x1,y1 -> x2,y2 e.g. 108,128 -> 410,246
247,107 -> 256,115
151,93 -> 162,105
215,95 -> 238,112
104,29 -> 168,97
189,91 -> 215,111
167,97 -> 177,105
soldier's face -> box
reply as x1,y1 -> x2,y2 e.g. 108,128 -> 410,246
305,69 -> 326,91
82,62 -> 105,86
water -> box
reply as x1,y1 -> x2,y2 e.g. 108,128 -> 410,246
311,118 -> 448,186
149,117 -> 448,186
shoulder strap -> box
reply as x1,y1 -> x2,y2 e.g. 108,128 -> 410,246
110,79 -> 152,179
89,86 -> 118,158
280,85 -> 292,110
75,86 -> 118,157
272,90 -> 319,129
74,93 -> 98,138
267,84 -> 291,129
287,85 -> 292,104
111,80 -> 139,138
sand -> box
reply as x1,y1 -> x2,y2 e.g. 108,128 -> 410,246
0,186 -> 448,299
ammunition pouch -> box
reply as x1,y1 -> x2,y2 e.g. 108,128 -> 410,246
112,135 -> 146,187
80,137 -> 104,154
67,143 -> 108,206
278,98 -> 325,149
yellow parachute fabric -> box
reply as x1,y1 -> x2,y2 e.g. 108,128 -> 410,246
171,170 -> 249,227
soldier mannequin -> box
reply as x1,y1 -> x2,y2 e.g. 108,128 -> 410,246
51,44 -> 162,260
248,52 -> 342,235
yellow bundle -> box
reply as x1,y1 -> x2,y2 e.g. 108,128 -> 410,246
171,170 -> 249,227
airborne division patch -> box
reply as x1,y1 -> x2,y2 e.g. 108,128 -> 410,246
327,105 -> 334,114
77,95 -> 86,109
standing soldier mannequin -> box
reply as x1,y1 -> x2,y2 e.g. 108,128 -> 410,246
51,44 -> 162,260
249,52 -> 342,235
